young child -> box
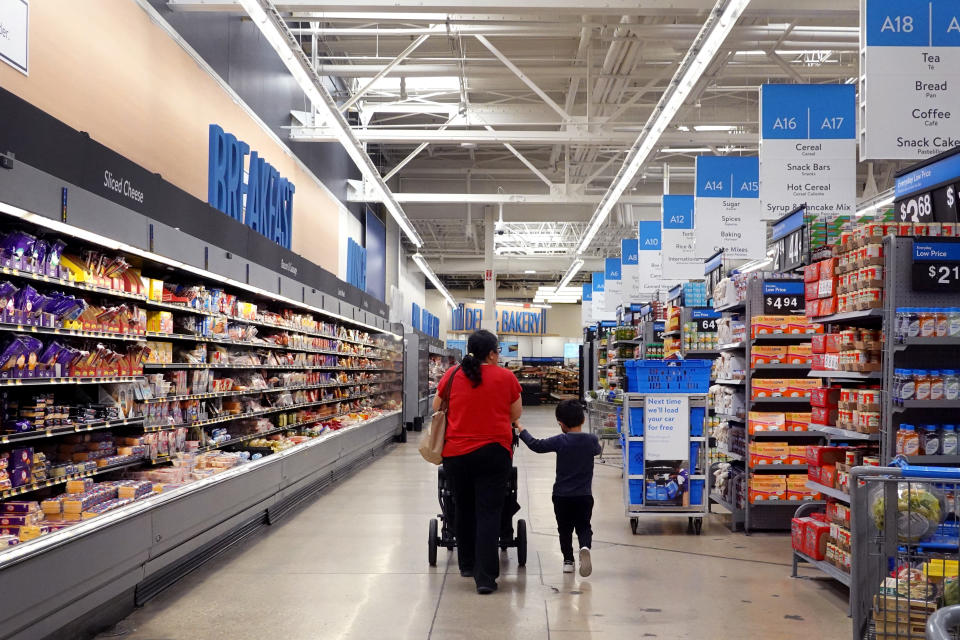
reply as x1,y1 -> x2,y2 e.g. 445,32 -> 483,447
517,400 -> 601,576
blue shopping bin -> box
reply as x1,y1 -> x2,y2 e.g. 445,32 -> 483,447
625,360 -> 712,393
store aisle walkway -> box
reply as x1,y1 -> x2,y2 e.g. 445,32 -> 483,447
101,406 -> 848,640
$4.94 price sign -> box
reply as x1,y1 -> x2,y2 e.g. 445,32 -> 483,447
912,240 -> 960,292
762,280 -> 805,315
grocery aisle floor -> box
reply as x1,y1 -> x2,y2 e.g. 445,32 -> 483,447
99,406 -> 849,640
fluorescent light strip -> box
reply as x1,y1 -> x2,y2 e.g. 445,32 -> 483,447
577,0 -> 751,254
556,258 -> 585,290
411,253 -> 457,310
856,189 -> 895,218
237,0 -> 423,248
0,201 -> 396,336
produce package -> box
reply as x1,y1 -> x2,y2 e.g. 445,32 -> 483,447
870,482 -> 944,542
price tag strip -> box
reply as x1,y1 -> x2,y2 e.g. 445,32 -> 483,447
895,146 -> 960,224
762,280 -> 805,315
912,239 -> 960,292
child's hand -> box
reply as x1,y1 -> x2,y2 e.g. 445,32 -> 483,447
514,422 -> 525,432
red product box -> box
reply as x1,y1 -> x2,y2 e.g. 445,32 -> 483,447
809,512 -> 830,524
806,445 -> 848,466
817,278 -> 838,299
808,465 -> 821,484
819,297 -> 837,316
812,354 -> 826,370
824,334 -> 842,354
820,258 -> 837,280
820,465 -> 838,488
811,334 -> 827,354
804,520 -> 831,560
804,262 -> 821,283
811,405 -> 839,426
792,517 -> 811,551
805,282 -> 820,301
811,387 -> 841,407
806,300 -> 821,319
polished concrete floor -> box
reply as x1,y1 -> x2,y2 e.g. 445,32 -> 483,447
99,406 -> 850,640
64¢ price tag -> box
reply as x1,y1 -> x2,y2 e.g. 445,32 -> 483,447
913,240 -> 960,292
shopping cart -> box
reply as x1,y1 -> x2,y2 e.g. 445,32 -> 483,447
850,460 -> 960,640
586,399 -> 621,465
427,432 -> 527,568
927,605 -> 960,639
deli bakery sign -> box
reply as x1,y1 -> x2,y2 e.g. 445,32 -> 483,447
208,124 -> 295,250
452,303 -> 547,335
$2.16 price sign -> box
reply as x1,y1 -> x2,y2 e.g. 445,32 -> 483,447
761,280 -> 805,315
912,240 -> 960,292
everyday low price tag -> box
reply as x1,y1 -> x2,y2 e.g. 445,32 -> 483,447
912,239 -> 960,292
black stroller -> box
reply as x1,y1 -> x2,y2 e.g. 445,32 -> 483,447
427,432 -> 527,567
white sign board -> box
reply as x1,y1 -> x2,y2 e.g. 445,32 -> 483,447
760,84 -> 857,220
637,221 -> 667,300
581,284 -> 593,326
590,272 -> 616,322
0,0 -> 28,75
861,0 -> 960,160
694,156 -> 765,260
644,395 -> 690,461
661,195 -> 704,279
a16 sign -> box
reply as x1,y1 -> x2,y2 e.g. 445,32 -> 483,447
912,240 -> 960,292
762,280 -> 805,315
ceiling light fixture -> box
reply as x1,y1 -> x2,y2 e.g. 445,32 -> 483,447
856,189 -> 895,218
576,0 -> 751,254
556,258 -> 585,290
411,253 -> 457,310
236,0 -> 423,249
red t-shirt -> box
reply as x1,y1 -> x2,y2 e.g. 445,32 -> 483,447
439,364 -> 521,458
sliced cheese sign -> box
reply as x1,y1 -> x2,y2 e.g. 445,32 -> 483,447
661,195 -> 702,279
759,84 -> 857,220
861,0 -> 960,160
694,156 -> 765,260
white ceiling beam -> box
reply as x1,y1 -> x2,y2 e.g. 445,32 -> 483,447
339,32 -> 434,112
383,114 -> 460,181
348,188 -> 663,205
291,126 -> 757,145
474,35 -> 571,121
236,0 -> 423,247
483,125 -> 553,187
766,51 -> 804,83
167,0 -> 857,18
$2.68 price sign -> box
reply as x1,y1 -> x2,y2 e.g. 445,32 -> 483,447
913,240 -> 960,292
897,184 -> 960,224
761,280 -> 805,315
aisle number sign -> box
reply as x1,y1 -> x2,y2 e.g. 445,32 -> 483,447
621,238 -> 640,302
592,272 -> 616,322
605,257 -> 623,313
861,0 -> 960,160
581,283 -> 593,325
645,395 -> 689,461
661,195 -> 703,279
637,220 -> 676,300
694,156 -> 765,260
759,84 -> 856,220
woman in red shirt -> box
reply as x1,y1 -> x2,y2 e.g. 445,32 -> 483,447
434,329 -> 522,594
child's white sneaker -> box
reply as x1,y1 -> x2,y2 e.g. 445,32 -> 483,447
562,561 -> 575,573
579,547 -> 592,577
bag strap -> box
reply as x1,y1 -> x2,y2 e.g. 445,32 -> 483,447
439,365 -> 462,409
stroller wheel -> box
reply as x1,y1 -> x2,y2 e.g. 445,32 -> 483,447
516,519 -> 527,567
428,518 -> 439,566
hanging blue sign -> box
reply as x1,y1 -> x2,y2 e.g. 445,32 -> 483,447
605,257 -> 622,280
582,283 -> 593,302
621,238 -> 639,265
760,84 -> 856,140
592,271 -> 606,293
695,156 -> 759,199
662,194 -> 695,229
638,221 -> 662,250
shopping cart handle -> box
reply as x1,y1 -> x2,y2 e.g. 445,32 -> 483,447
927,605 -> 960,640
891,455 -> 960,480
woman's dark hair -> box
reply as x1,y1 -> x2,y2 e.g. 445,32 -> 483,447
461,329 -> 499,387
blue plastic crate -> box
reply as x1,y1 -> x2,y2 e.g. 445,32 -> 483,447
628,442 -> 644,476
689,442 -> 701,469
625,360 -> 712,393
628,479 -> 644,505
689,479 -> 705,506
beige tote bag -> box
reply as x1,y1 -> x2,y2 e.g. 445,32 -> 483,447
419,365 -> 461,465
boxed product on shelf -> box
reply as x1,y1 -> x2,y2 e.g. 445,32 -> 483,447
787,475 -> 820,501
748,441 -> 789,465
751,315 -> 822,337
748,412 -> 784,432
785,344 -> 812,365
751,378 -> 820,399
750,345 -> 787,365
748,475 -> 787,502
